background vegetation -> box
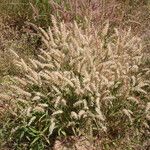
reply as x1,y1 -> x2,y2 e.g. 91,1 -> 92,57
0,0 -> 149,150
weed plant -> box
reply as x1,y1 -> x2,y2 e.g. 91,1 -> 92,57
0,16 -> 149,149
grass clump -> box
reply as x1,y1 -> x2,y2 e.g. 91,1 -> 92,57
0,16 -> 149,149
0,0 -> 149,149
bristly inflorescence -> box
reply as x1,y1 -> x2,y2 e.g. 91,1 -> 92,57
0,16 -> 149,148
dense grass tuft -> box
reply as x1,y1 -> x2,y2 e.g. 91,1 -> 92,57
0,16 -> 149,149
0,0 -> 149,149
